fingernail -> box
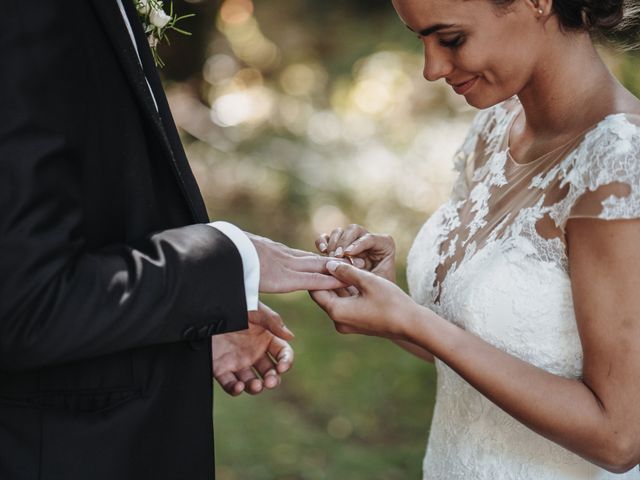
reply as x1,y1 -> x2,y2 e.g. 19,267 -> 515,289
283,324 -> 295,337
326,260 -> 340,272
279,353 -> 291,363
345,245 -> 354,253
319,243 -> 327,252
265,375 -> 278,389
265,369 -> 277,377
353,258 -> 366,268
329,251 -> 335,257
335,247 -> 343,257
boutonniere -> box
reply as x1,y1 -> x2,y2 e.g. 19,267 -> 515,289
134,0 -> 194,68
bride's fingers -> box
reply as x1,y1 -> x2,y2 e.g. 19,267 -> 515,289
236,368 -> 263,395
345,233 -> 395,255
316,233 -> 330,254
309,289 -> 338,316
215,371 -> 245,396
334,287 -> 351,298
344,233 -> 379,256
326,261 -> 373,293
327,227 -> 344,256
253,355 -> 280,389
345,255 -> 371,270
335,225 -> 368,256
329,225 -> 368,258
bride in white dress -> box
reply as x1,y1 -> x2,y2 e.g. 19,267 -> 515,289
311,0 -> 640,478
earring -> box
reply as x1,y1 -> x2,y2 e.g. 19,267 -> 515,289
537,8 -> 544,15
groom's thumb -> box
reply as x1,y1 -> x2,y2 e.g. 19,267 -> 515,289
326,260 -> 369,290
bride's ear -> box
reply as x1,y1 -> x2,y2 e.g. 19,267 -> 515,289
526,0 -> 552,18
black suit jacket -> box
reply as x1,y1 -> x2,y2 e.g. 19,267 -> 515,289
0,1 -> 248,478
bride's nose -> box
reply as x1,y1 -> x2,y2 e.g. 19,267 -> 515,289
422,44 -> 454,82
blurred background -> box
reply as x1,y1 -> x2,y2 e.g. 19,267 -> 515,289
158,1 -> 640,478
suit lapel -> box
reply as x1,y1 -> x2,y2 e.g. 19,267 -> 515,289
89,0 -> 209,223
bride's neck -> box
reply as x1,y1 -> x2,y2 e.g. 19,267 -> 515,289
516,33 -> 617,137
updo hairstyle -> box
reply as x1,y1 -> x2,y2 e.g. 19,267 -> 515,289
492,0 -> 639,43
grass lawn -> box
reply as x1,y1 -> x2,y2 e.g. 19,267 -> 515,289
214,292 -> 437,479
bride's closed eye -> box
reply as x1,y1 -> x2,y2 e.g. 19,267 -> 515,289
439,35 -> 466,49
415,33 -> 466,49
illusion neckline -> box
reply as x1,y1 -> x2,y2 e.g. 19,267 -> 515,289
503,103 -> 640,168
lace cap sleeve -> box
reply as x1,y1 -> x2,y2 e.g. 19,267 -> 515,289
559,114 -> 640,224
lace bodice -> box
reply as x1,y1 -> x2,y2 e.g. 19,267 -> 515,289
406,99 -> 640,479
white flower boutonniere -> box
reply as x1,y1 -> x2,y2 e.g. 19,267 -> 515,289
134,0 -> 194,68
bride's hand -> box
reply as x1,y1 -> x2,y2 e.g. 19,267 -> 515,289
310,260 -> 418,340
315,224 -> 396,282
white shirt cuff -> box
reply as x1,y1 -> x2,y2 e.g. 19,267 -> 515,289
207,222 -> 260,311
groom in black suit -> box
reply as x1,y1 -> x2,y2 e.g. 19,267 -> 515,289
0,1 -> 339,479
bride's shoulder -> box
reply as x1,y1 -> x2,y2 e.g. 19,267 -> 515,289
577,110 -> 640,158
585,92 -> 640,145
552,108 -> 640,224
564,108 -> 640,178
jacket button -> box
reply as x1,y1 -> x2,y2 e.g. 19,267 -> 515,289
213,319 -> 228,335
197,325 -> 209,339
182,326 -> 197,341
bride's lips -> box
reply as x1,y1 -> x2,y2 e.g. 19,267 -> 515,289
449,77 -> 479,95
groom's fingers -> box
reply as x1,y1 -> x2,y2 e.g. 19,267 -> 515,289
296,271 -> 347,291
250,304 -> 294,341
236,368 -> 263,395
253,355 -> 280,389
215,371 -> 245,396
288,255 -> 339,271
268,337 -> 294,374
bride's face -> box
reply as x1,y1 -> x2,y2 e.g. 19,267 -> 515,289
392,0 -> 546,108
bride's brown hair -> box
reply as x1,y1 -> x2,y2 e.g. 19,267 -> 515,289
493,0 -> 640,46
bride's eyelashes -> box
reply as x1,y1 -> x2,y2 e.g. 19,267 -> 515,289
414,33 -> 467,49
438,34 -> 466,49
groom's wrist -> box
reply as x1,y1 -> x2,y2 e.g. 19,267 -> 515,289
207,222 -> 259,311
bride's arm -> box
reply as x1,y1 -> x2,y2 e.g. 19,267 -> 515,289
392,339 -> 435,363
311,217 -> 640,473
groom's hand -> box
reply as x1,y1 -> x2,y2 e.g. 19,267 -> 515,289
212,303 -> 294,396
248,233 -> 347,293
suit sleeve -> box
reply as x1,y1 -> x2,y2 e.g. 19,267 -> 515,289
0,2 -> 248,371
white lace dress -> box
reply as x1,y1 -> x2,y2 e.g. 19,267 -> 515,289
407,98 -> 640,479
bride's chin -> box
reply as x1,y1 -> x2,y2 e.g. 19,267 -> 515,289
464,90 -> 513,110
463,96 -> 491,109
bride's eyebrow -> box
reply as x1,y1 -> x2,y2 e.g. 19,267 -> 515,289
405,23 -> 457,37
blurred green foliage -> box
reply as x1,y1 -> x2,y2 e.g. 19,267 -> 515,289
158,1 -> 640,477
214,293 -> 435,480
